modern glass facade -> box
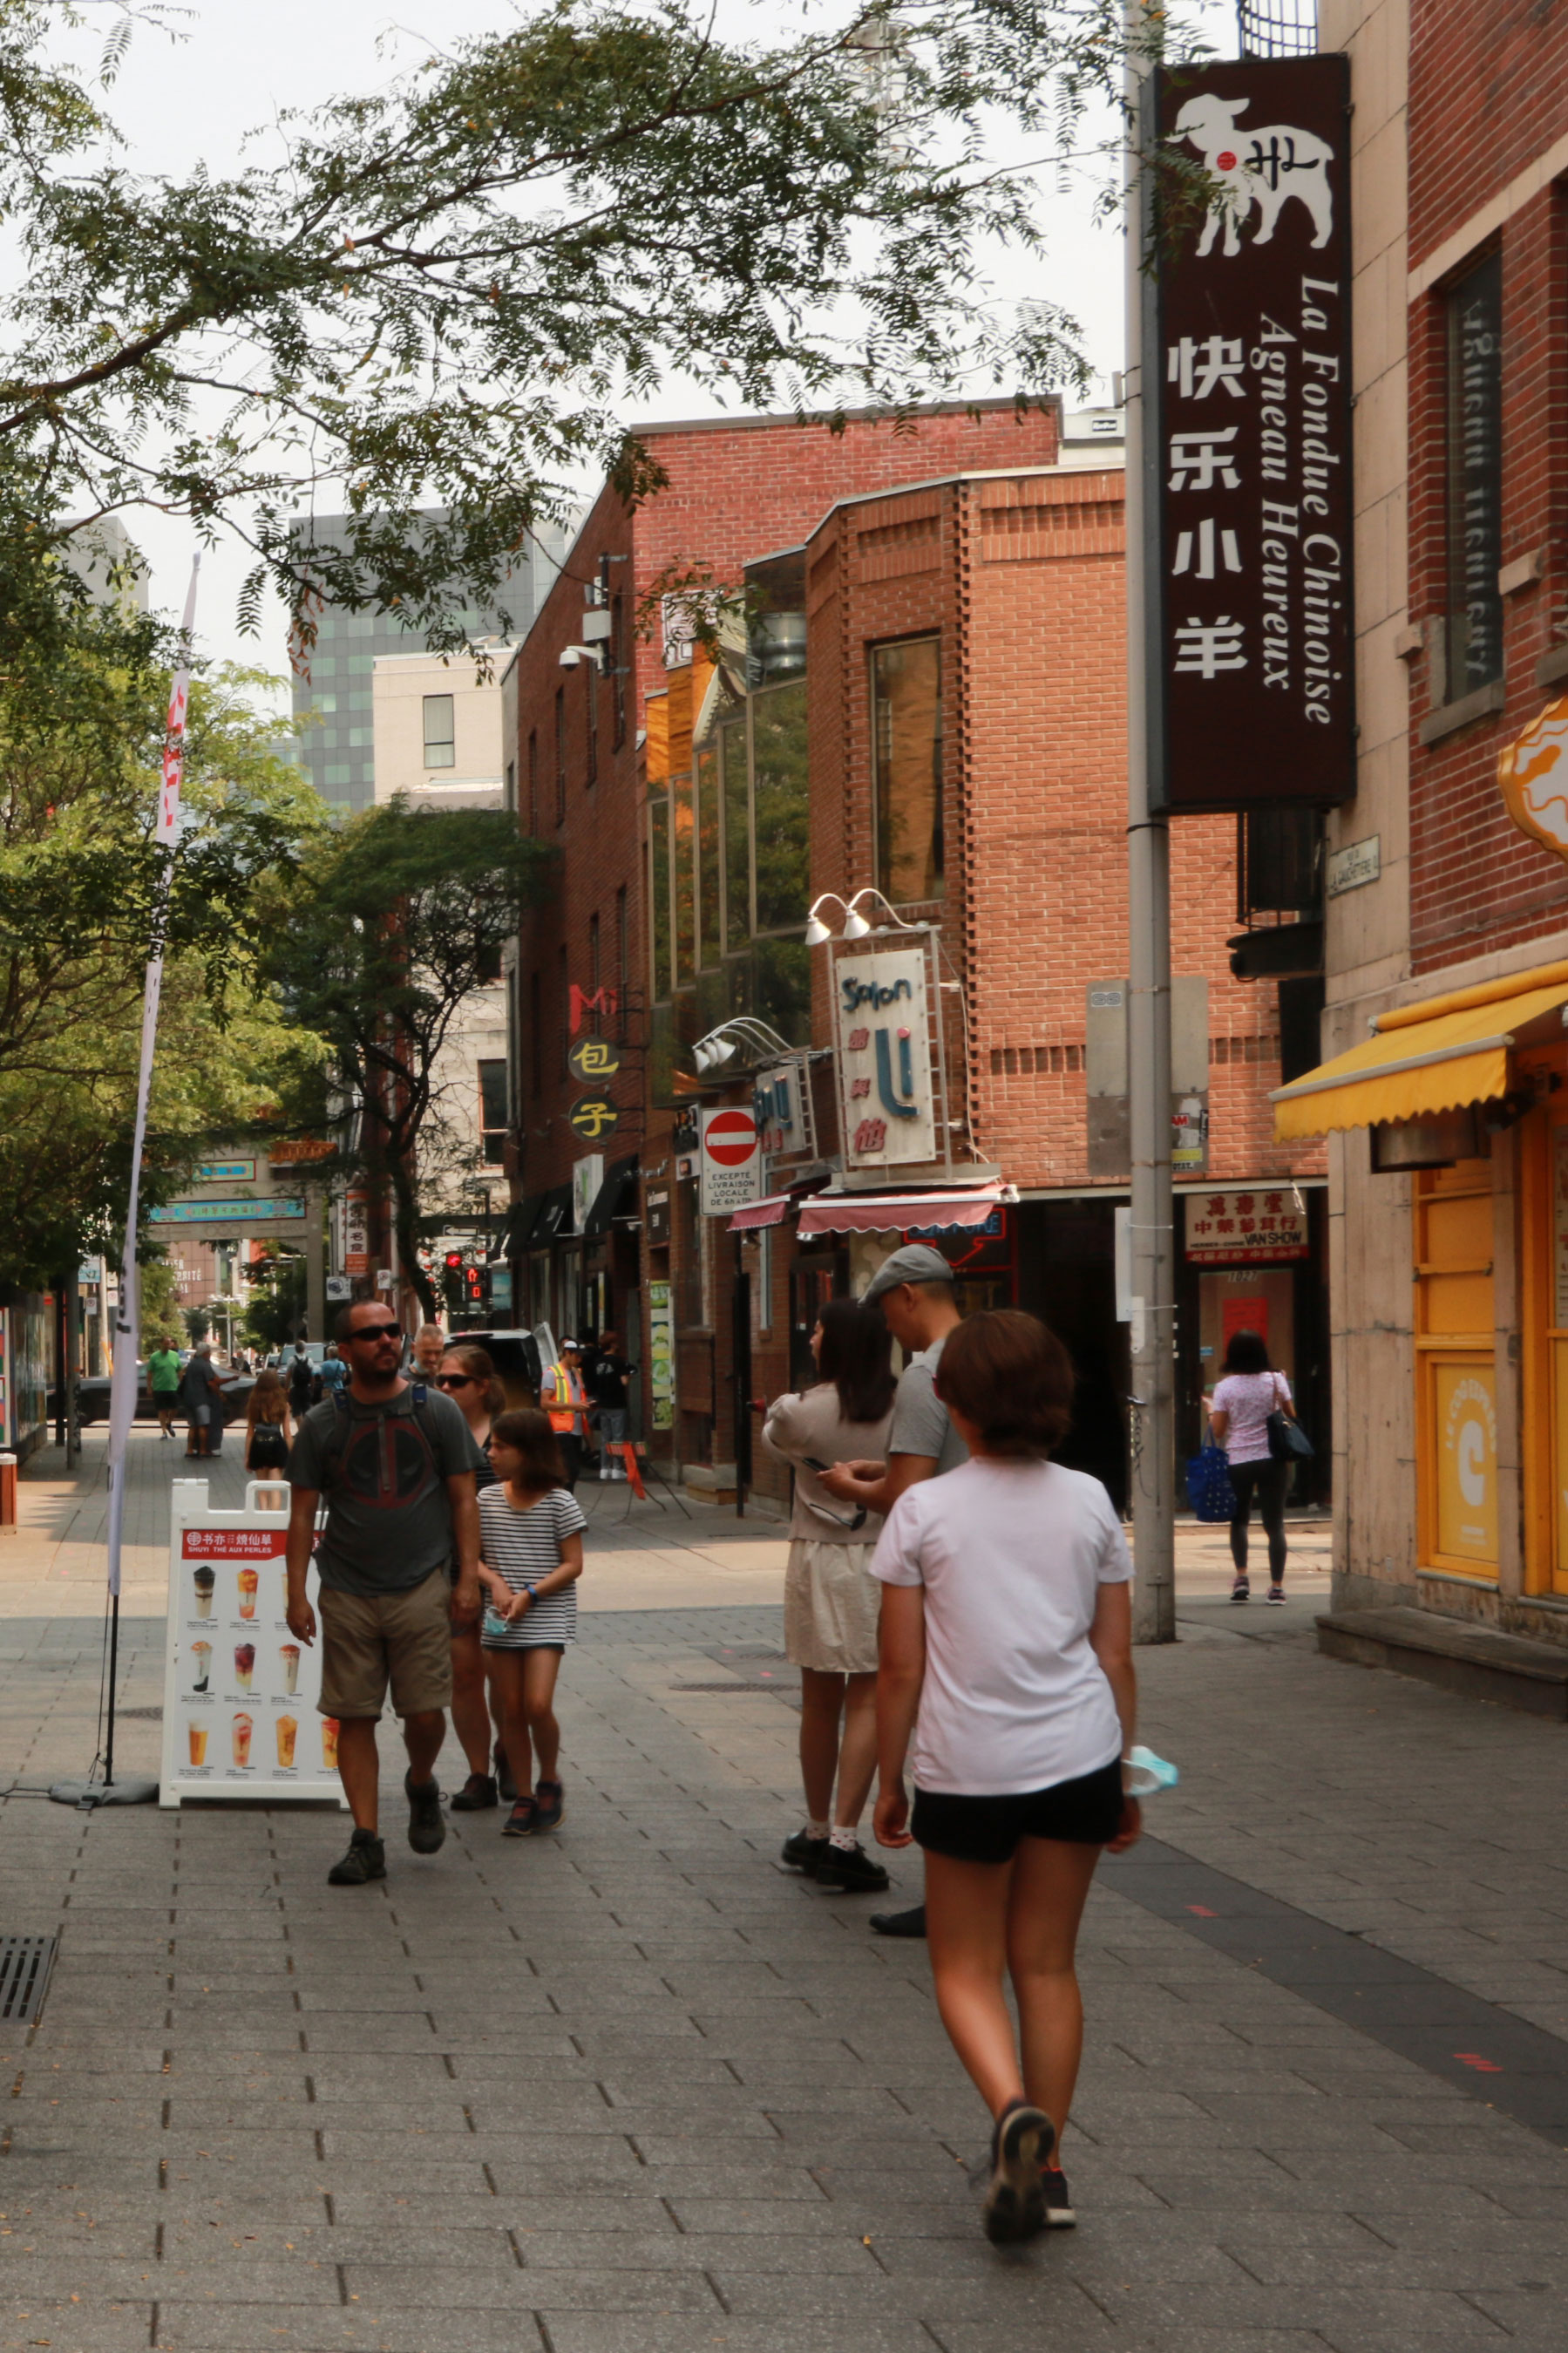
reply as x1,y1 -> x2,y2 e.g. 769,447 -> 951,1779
289,514 -> 568,813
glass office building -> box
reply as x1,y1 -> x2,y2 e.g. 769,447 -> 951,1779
289,513 -> 569,813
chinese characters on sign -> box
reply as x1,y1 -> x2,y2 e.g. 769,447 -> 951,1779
833,947 -> 937,1170
1184,1188 -> 1308,1264
567,1037 -> 623,1085
1151,58 -> 1354,811
568,1097 -> 621,1142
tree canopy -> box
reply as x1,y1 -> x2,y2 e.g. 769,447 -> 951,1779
0,0 -> 1137,651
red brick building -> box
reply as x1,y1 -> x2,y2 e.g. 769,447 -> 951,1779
505,403 -> 1327,1509
1280,1 -> 1568,1666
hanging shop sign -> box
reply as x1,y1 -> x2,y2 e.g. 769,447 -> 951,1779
699,1105 -> 763,1216
567,1036 -> 624,1085
568,985 -> 620,1037
1498,697 -> 1568,864
151,1196 -> 306,1227
833,946 -> 938,1170
646,1185 -> 672,1247
568,1096 -> 621,1142
1184,1187 -> 1308,1263
754,1056 -> 817,1166
160,1483 -> 344,1808
343,1189 -> 370,1275
194,1159 -> 255,1184
647,1280 -> 675,1430
1149,55 -> 1354,812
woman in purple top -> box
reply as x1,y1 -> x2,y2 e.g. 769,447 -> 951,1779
1207,1330 -> 1297,1606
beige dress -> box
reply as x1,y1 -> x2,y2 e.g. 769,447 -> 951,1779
762,1385 -> 895,1674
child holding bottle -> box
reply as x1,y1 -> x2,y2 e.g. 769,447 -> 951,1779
477,1409 -> 586,1838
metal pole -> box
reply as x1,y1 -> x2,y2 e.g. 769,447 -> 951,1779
104,1591 -> 120,1790
1125,5 -> 1176,1643
731,1234 -> 751,1520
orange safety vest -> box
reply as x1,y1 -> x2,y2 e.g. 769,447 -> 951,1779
544,1361 -> 587,1436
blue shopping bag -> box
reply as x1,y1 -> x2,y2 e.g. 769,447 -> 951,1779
1186,1441 -> 1235,1523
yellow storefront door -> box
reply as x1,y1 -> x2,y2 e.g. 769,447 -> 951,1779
1519,1092 -> 1568,1595
1415,1159 -> 1498,1581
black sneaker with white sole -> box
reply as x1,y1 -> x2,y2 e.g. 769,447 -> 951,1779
815,1840 -> 890,1894
1042,2164 -> 1076,2227
780,1828 -> 828,1875
982,2101 -> 1054,2245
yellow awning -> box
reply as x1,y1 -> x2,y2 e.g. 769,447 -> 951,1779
1272,962 -> 1568,1140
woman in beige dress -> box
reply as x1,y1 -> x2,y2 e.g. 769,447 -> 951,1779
763,1298 -> 896,1892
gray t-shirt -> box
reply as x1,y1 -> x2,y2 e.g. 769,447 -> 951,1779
887,1335 -> 970,1479
287,1385 -> 486,1597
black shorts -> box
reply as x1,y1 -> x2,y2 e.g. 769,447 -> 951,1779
912,1756 -> 1125,1865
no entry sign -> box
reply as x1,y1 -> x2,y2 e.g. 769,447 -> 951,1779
700,1105 -> 762,1215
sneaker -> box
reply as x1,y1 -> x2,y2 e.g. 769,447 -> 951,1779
534,1778 -> 564,1832
327,1828 -> 386,1886
816,1840 -> 890,1894
870,1902 -> 927,1938
502,1798 -> 539,1838
404,1772 -> 446,1855
780,1828 -> 829,1875
1042,2164 -> 1076,2227
494,1742 -> 517,1805
982,2101 -> 1054,2245
1266,1584 -> 1286,1605
1231,1575 -> 1250,1603
451,1772 -> 498,1812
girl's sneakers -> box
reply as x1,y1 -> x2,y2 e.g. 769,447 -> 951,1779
982,2100 -> 1055,2245
1231,1574 -> 1250,1603
1042,2165 -> 1076,2227
534,1779 -> 565,1832
502,1798 -> 539,1838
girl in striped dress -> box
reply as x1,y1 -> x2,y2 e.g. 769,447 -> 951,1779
478,1409 -> 587,1838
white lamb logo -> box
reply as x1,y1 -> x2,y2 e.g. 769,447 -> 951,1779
1171,94 -> 1334,258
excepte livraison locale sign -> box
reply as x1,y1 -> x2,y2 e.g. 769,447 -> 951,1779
1150,55 -> 1354,813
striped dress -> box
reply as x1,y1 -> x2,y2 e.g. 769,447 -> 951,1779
478,1485 -> 587,1650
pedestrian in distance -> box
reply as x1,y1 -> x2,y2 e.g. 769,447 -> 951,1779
316,1343 -> 348,1398
283,1299 -> 486,1887
477,1408 -> 586,1838
411,1323 -> 447,1381
148,1336 -> 182,1440
286,1342 -> 316,1422
244,1369 -> 293,1475
764,1298 -> 897,1893
438,1342 -> 515,1811
871,1309 -> 1141,2246
585,1330 -> 634,1479
540,1336 -> 591,1491
179,1343 -> 226,1459
820,1242 -> 970,1938
1208,1329 -> 1297,1604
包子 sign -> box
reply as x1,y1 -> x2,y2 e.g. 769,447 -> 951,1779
1149,55 -> 1354,812
699,1105 -> 762,1215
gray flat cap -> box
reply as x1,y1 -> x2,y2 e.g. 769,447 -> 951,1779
861,1243 -> 955,1302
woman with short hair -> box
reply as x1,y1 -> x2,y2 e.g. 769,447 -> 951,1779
763,1298 -> 897,1894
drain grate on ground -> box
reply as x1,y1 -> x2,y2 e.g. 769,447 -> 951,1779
672,1650 -> 802,1707
0,1936 -> 58,2023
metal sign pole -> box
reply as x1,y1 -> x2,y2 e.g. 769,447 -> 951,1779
1125,10 -> 1177,1643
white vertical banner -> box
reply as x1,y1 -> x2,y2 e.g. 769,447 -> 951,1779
105,558 -> 200,1599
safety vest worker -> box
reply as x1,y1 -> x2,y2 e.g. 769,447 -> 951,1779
542,1341 -> 589,1436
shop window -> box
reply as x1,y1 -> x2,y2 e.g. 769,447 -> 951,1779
752,679 -> 809,935
673,773 -> 696,986
478,1061 -> 508,1164
872,637 -> 944,902
1444,251 -> 1504,703
423,693 -> 456,769
649,800 -> 672,1001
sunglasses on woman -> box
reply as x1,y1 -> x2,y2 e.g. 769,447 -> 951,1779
437,1371 -> 473,1389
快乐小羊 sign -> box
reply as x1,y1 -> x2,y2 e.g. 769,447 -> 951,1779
833,946 -> 937,1169
1149,54 -> 1354,812
1185,1187 -> 1308,1264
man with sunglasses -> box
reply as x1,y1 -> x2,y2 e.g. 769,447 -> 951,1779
285,1300 -> 487,1885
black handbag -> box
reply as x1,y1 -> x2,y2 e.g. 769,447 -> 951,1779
1266,1378 -> 1313,1462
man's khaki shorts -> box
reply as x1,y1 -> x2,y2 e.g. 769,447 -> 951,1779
318,1570 -> 453,1720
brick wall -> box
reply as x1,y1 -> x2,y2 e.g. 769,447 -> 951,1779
1405,3 -> 1568,971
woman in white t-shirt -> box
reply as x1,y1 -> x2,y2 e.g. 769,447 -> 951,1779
871,1310 -> 1140,2249
1207,1329 -> 1295,1605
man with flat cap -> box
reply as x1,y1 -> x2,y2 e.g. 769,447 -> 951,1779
820,1242 -> 968,1937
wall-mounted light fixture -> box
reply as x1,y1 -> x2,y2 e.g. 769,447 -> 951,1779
804,888 -> 923,947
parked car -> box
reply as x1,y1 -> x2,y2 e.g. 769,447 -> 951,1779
449,1329 -> 541,1409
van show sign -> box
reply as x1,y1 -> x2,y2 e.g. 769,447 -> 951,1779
1148,55 -> 1354,813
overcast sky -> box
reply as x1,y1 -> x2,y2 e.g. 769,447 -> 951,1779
82,0 -> 1143,683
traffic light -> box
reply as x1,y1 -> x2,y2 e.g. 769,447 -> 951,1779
443,1249 -> 463,1312
465,1264 -> 485,1309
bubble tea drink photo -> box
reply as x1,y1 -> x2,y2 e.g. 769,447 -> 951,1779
190,1642 -> 212,1692
234,1642 -> 255,1691
232,1713 -> 252,1768
193,1567 -> 215,1617
279,1644 -> 301,1696
237,1568 -> 260,1620
188,1724 -> 208,1767
321,1718 -> 340,1771
276,1717 -> 297,1769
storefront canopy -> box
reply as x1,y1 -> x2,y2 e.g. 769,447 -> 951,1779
503,1194 -> 545,1254
1272,959 -> 1568,1141
729,1194 -> 793,1233
797,1186 -> 1008,1237
581,1155 -> 638,1239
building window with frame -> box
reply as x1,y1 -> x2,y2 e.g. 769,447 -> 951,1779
423,692 -> 456,770
554,685 -> 566,824
1444,251 -> 1504,704
530,969 -> 542,1098
615,885 -> 628,1042
871,636 -> 944,902
478,1061 -> 508,1165
526,729 -> 538,833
